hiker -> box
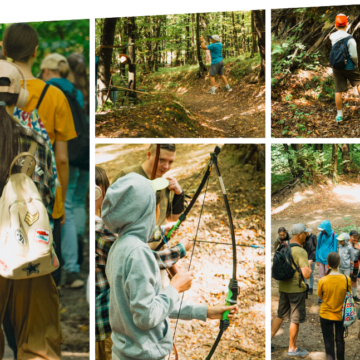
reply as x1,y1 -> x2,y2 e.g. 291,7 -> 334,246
2,23 -> 77,287
317,252 -> 351,360
329,14 -> 360,123
337,233 -> 354,276
95,167 -> 193,360
199,35 -> 232,94
349,230 -> 360,302
0,60 -> 62,360
274,226 -> 292,251
103,172 -> 237,360
316,220 -> 338,303
303,230 -> 317,295
41,53 -> 87,288
271,224 -> 313,356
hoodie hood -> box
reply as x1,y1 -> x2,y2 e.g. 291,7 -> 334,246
318,220 -> 333,236
339,232 -> 350,245
316,220 -> 337,264
101,173 -> 156,243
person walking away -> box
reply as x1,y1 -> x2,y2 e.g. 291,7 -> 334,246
349,230 -> 360,302
304,230 -> 317,295
199,35 -> 232,94
316,220 -> 338,303
274,227 -> 293,252
329,14 -> 360,123
317,252 -> 351,360
271,224 -> 313,356
337,233 -> 354,277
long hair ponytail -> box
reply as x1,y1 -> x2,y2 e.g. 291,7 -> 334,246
325,252 -> 341,275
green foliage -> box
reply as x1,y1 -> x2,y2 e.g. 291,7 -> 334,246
334,218 -> 360,235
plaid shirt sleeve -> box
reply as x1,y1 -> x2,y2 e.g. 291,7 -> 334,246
152,243 -> 186,270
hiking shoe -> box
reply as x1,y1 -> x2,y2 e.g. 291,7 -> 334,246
318,298 -> 323,304
206,89 -> 216,95
287,348 -> 309,357
336,115 -> 343,123
308,288 -> 313,295
353,296 -> 360,303
65,272 -> 84,288
224,86 -> 233,92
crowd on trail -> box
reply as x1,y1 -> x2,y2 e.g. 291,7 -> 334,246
95,145 -> 238,360
0,22 -> 89,359
271,221 -> 360,359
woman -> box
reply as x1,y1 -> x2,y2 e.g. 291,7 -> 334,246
274,227 -> 292,251
317,252 -> 351,360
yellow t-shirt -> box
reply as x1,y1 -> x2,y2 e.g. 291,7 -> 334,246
21,79 -> 77,219
317,274 -> 352,321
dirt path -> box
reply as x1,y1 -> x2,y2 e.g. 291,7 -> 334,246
271,179 -> 360,359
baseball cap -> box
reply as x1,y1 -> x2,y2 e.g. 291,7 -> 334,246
292,223 -> 312,235
0,60 -> 22,95
40,53 -> 68,70
349,230 -> 359,236
149,177 -> 169,193
209,35 -> 220,42
337,234 -> 345,241
335,14 -> 348,27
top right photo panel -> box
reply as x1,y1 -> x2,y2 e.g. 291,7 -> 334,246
271,6 -> 360,138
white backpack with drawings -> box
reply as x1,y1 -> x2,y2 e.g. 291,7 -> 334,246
0,142 -> 59,279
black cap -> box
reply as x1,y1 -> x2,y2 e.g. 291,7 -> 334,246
349,230 -> 359,236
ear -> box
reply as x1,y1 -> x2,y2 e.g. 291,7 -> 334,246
3,49 -> 8,57
32,45 -> 38,58
147,150 -> 152,160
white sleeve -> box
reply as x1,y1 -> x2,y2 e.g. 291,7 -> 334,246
348,38 -> 358,64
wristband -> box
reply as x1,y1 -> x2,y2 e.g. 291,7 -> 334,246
161,225 -> 165,236
171,191 -> 185,214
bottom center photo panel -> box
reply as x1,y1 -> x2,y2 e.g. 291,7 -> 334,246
94,143 -> 265,360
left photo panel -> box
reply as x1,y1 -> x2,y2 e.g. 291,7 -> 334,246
0,20 -> 89,359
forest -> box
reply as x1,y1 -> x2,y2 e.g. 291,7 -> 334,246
0,20 -> 90,77
95,11 -> 266,138
271,5 -> 360,138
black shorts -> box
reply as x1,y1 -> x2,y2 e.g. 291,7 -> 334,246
209,60 -> 224,76
333,68 -> 360,93
351,267 -> 359,282
278,291 -> 306,324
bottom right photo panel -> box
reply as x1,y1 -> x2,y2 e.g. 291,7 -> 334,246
271,143 -> 360,359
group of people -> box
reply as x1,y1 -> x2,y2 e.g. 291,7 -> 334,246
0,22 -> 89,358
272,221 -> 360,359
95,144 -> 237,360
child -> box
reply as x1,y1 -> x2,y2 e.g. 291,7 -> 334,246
337,233 -> 354,276
329,14 -> 360,123
103,173 -> 237,360
349,230 -> 360,302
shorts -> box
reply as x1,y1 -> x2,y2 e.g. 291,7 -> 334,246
333,68 -> 360,93
210,60 -> 224,76
278,291 -> 306,324
351,267 -> 359,282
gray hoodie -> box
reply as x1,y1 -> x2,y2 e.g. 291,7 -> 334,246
338,233 -> 354,272
103,173 -> 207,360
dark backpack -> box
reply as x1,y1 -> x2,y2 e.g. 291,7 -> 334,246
329,35 -> 354,70
51,83 -> 89,170
272,243 -> 303,286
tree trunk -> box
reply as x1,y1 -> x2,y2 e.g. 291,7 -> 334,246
126,17 -> 137,101
222,12 -> 226,59
340,144 -> 351,173
196,13 -> 207,77
332,144 -> 339,182
151,16 -> 162,71
253,10 -> 266,78
191,13 -> 196,63
231,12 -> 238,56
251,11 -> 257,55
97,18 -> 117,107
242,13 -> 246,53
185,14 -> 190,63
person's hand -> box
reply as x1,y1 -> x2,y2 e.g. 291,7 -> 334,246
61,206 -> 66,225
351,272 -> 353,276
163,222 -> 177,236
351,261 -> 354,266
200,36 -> 204,42
179,238 -> 192,252
166,176 -> 182,195
316,262 -> 320,267
207,304 -> 238,320
308,260 -> 313,267
170,271 -> 195,293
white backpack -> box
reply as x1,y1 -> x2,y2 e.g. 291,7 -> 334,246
0,142 -> 59,279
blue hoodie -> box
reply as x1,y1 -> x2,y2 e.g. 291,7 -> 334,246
315,220 -> 337,264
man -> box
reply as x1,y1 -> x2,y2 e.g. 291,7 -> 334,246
199,35 -> 232,94
329,14 -> 360,123
303,230 -> 317,295
271,224 -> 313,357
349,230 -> 360,302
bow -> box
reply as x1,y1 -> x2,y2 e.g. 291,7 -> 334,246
155,145 -> 239,360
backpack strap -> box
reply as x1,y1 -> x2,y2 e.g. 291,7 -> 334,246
36,83 -> 50,110
9,141 -> 38,177
289,243 -> 305,287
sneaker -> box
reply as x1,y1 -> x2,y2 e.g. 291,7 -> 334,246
224,86 -> 233,92
336,115 -> 343,123
206,89 -> 216,95
353,296 -> 360,303
287,348 -> 309,357
318,298 -> 323,304
65,272 -> 84,288
308,288 -> 313,295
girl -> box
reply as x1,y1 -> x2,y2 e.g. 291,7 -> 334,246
274,226 -> 292,251
317,252 -> 351,360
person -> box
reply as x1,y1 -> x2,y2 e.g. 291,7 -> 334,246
315,220 -> 337,303
199,35 -> 232,94
349,230 -> 360,302
274,227 -> 292,251
95,167 -> 192,360
0,59 -> 62,360
337,233 -> 354,276
317,252 -> 351,360
271,223 -> 313,357
303,230 -> 317,295
103,173 -> 237,360
2,23 -> 77,287
329,14 -> 360,123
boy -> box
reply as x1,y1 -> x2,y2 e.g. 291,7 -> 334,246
349,230 -> 360,301
199,35 -> 232,94
329,14 -> 360,123
337,233 -> 354,276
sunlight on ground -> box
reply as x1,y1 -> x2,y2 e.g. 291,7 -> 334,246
272,201 -> 291,214
274,327 -> 284,337
308,352 -> 326,360
332,185 -> 360,203
293,193 -> 305,203
308,303 -> 321,314
96,154 -> 120,164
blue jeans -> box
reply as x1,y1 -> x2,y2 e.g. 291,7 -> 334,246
305,262 -> 316,289
73,169 -> 89,237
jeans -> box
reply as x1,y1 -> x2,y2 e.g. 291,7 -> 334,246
305,262 -> 316,289
73,169 -> 89,237
320,317 -> 344,360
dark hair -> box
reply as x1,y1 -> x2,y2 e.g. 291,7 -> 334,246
0,79 -> 19,195
0,50 -> 6,60
325,252 -> 341,275
67,53 -> 89,114
3,23 -> 39,63
149,144 -> 176,154
95,166 -> 110,196
278,227 -> 287,233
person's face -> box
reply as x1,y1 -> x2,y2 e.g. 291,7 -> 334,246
211,39 -> 217,43
148,149 -> 176,178
95,185 -> 105,215
298,232 -> 307,244
351,235 -> 359,244
278,231 -> 287,240
338,240 -> 345,247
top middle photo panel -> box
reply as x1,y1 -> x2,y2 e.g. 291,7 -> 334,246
95,11 -> 265,138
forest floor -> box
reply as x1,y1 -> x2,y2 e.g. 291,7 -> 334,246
271,175 -> 360,359
271,65 -> 360,138
95,56 -> 265,138
96,143 -> 266,359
